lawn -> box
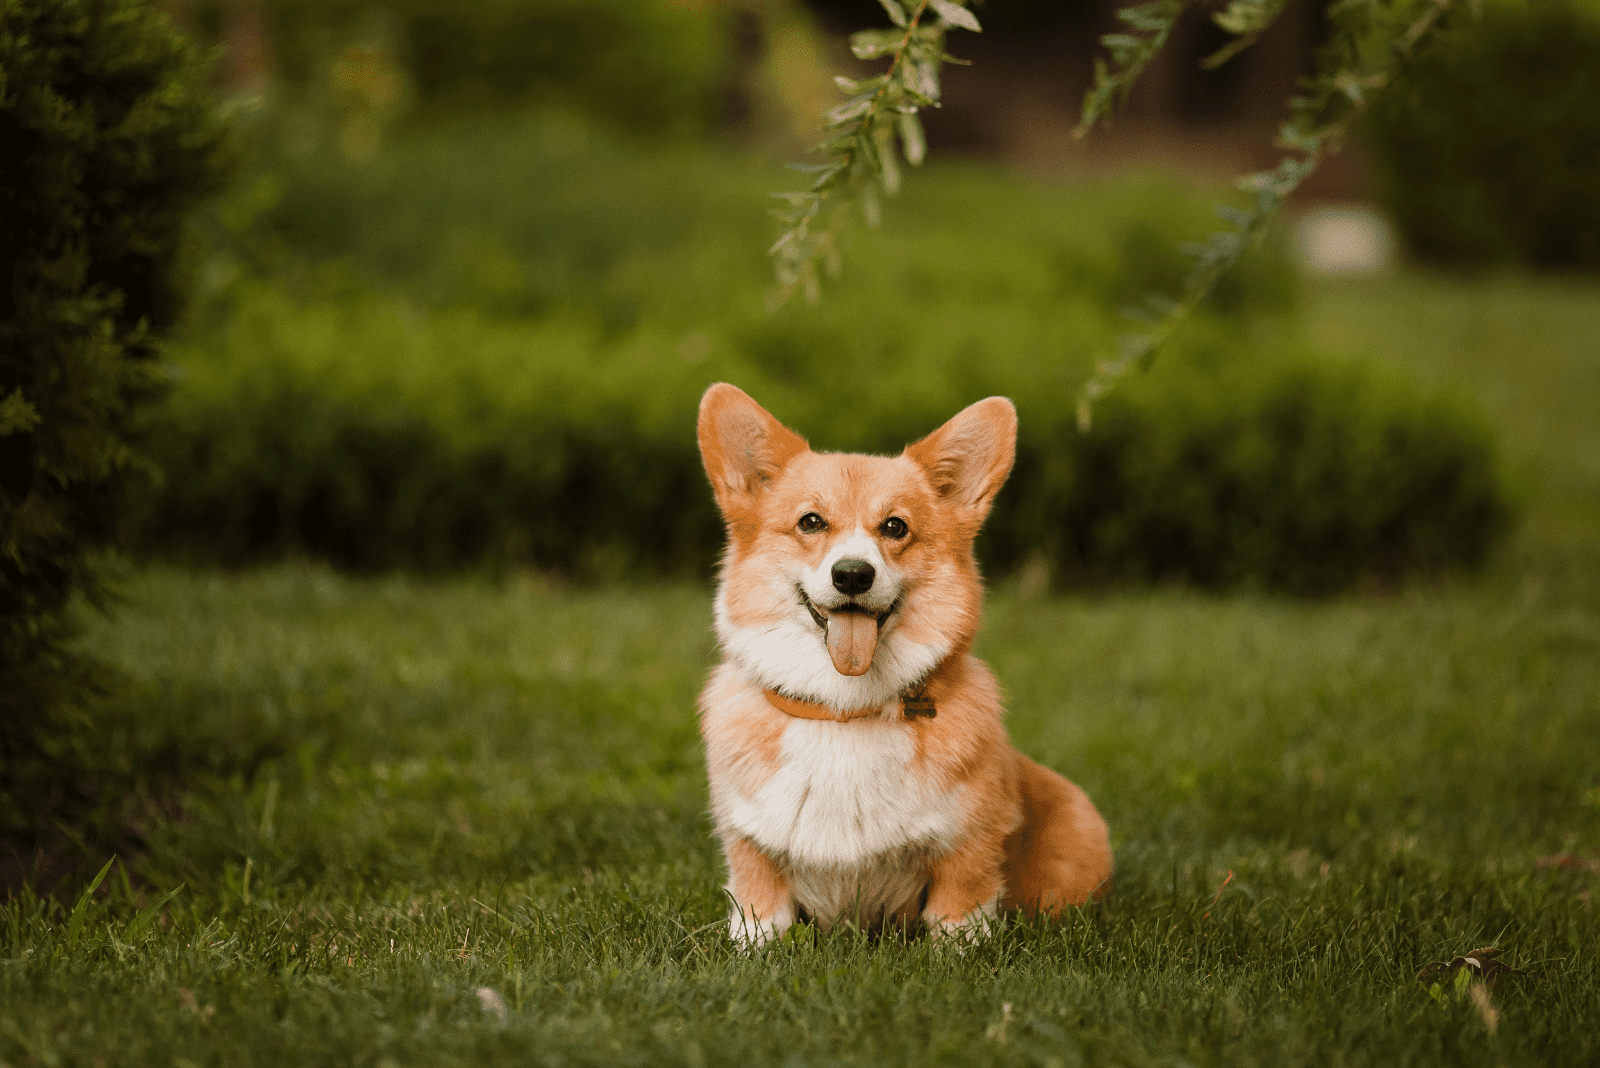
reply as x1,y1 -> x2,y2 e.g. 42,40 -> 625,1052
3,266 -> 1598,1065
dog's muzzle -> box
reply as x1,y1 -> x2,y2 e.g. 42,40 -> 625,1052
800,589 -> 898,676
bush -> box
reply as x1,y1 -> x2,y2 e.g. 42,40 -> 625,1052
145,298 -> 728,575
135,280 -> 1511,594
986,347 -> 1513,595
399,0 -> 735,137
188,0 -> 751,143
0,0 -> 227,851
1366,0 -> 1600,269
147,113 -> 1505,593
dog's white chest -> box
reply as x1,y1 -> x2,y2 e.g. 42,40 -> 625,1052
725,718 -> 964,920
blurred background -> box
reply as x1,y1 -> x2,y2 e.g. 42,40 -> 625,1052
114,0 -> 1598,596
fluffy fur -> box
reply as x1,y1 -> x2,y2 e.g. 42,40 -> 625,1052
696,384 -> 1112,946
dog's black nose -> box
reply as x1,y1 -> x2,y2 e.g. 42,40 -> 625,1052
831,558 -> 875,596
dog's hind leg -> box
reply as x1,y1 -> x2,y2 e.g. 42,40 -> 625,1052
999,755 -> 1113,916
922,838 -> 1004,938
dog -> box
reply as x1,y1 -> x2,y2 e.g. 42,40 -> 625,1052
696,383 -> 1112,946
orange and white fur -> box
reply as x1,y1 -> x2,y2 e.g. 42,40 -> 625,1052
696,383 -> 1112,946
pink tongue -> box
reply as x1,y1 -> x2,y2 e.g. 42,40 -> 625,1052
826,611 -> 879,676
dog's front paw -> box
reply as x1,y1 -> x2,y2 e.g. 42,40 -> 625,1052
923,896 -> 999,945
726,901 -> 795,951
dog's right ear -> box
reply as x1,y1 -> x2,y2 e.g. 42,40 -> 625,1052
697,383 -> 808,517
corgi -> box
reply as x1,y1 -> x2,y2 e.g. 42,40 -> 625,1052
696,383 -> 1112,946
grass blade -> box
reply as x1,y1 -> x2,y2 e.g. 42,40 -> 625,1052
123,884 -> 185,945
64,856 -> 116,949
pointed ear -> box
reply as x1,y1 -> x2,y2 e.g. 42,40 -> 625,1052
904,397 -> 1017,520
697,383 -> 809,516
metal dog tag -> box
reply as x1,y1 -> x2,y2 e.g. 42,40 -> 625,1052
901,686 -> 937,720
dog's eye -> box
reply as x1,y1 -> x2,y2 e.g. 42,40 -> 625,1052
879,516 -> 908,540
797,512 -> 827,533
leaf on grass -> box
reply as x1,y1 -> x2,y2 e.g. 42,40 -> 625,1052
178,987 -> 216,1022
1416,947 -> 1535,989
475,986 -> 508,1025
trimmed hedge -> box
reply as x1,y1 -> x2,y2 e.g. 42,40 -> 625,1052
985,350 -> 1512,594
0,0 -> 228,848
1366,0 -> 1600,269
146,113 -> 1509,594
136,282 -> 1512,594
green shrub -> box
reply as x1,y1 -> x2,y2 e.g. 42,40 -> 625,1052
0,0 -> 227,847
149,113 -> 1505,592
399,0 -> 734,137
985,347 -> 1514,595
189,0 -> 744,142
147,299 -> 728,574
1366,0 -> 1600,269
136,280 -> 1511,594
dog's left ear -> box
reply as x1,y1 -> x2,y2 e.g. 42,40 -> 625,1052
905,397 -> 1017,522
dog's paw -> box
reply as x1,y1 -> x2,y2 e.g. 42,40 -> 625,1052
726,902 -> 795,951
923,897 -> 999,946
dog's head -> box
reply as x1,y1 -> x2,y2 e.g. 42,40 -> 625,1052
697,383 -> 1016,710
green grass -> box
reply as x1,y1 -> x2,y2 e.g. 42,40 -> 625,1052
9,130 -> 1600,1061
5,550 -> 1597,1066
9,255 -> 1600,1062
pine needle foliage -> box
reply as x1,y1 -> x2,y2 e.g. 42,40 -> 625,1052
0,0 -> 229,843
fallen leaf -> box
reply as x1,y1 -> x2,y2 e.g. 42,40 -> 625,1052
475,986 -> 508,1025
1416,946 -> 1534,989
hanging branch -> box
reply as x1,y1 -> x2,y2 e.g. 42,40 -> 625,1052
1202,0 -> 1296,70
768,0 -> 981,306
767,0 -> 1467,428
1075,0 -> 1190,137
1074,0 -> 1462,429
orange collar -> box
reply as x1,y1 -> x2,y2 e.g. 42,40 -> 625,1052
763,685 -> 937,722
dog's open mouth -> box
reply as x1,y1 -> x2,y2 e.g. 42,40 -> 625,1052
800,589 -> 898,677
